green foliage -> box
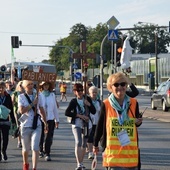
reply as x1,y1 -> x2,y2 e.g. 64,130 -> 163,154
130,23 -> 170,54
47,22 -> 170,73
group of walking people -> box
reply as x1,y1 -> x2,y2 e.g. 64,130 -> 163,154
0,71 -> 143,170
0,79 -> 59,170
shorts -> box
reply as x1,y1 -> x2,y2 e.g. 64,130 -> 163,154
21,126 -> 42,151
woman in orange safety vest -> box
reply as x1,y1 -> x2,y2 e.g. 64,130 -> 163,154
93,72 -> 143,170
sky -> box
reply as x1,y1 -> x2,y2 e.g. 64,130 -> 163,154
0,0 -> 169,67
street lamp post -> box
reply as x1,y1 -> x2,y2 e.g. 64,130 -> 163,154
155,31 -> 159,88
138,21 -> 159,88
100,34 -> 108,101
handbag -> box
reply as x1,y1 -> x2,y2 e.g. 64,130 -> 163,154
0,105 -> 11,120
12,126 -> 20,138
24,93 -> 38,129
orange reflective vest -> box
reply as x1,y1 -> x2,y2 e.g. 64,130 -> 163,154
103,98 -> 139,168
60,84 -> 67,93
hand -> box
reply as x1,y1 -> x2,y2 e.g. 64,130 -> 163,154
81,115 -> 89,122
33,96 -> 38,105
44,123 -> 48,133
135,118 -> 143,126
84,99 -> 91,107
55,122 -> 59,129
93,146 -> 99,155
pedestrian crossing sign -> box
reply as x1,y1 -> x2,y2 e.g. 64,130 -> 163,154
108,29 -> 118,41
72,63 -> 78,69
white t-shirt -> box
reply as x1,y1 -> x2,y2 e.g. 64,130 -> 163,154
90,100 -> 101,125
18,93 -> 43,127
38,92 -> 59,122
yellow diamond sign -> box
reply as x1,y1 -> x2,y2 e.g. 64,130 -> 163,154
107,16 -> 120,29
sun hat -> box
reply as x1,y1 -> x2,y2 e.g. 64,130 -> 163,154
39,81 -> 51,86
39,81 -> 54,92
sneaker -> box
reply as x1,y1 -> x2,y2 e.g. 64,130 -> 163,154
75,167 -> 82,170
81,165 -> 86,170
39,152 -> 44,158
75,164 -> 86,170
23,163 -> 29,170
2,152 -> 8,161
45,155 -> 51,161
88,152 -> 94,160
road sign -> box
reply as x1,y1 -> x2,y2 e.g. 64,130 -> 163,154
74,72 -> 82,79
107,16 -> 120,29
72,63 -> 78,69
108,29 -> 118,41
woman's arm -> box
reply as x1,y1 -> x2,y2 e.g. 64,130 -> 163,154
7,95 -> 16,124
65,99 -> 77,118
93,102 -> 106,147
135,102 -> 142,127
126,83 -> 139,98
87,96 -> 96,114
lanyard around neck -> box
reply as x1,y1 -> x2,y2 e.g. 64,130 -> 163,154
0,96 -> 6,105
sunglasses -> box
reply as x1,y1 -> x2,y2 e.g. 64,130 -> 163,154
77,89 -> 83,92
113,82 -> 127,87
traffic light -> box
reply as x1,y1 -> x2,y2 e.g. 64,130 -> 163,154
11,36 -> 19,48
0,65 -> 7,72
116,46 -> 122,67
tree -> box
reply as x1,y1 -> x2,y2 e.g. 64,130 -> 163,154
48,22 -> 170,73
69,23 -> 89,43
128,23 -> 170,54
87,23 -> 110,68
49,23 -> 90,72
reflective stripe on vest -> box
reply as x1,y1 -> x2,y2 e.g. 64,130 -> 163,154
103,98 -> 139,168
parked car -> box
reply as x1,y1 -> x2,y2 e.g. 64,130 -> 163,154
151,79 -> 170,111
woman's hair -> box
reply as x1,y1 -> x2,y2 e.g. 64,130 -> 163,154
73,83 -> 83,91
22,80 -> 34,88
107,72 -> 129,92
15,81 -> 23,91
88,86 -> 98,94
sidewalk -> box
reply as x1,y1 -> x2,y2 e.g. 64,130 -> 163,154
143,108 -> 170,123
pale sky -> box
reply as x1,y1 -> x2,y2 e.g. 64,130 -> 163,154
0,0 -> 169,66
